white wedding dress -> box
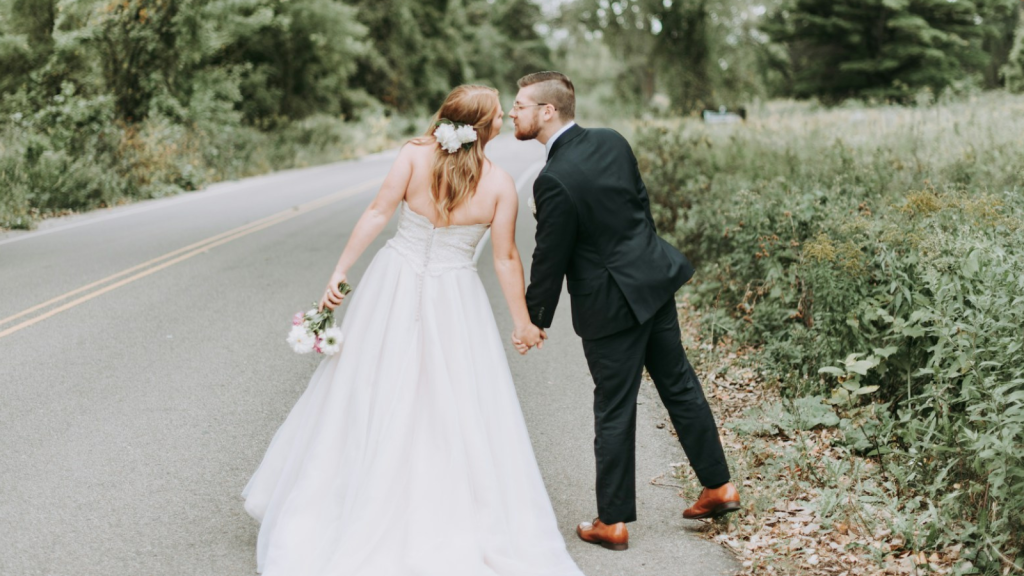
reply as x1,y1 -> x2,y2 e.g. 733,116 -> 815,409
243,201 -> 585,576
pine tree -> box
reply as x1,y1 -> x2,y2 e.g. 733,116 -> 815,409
766,0 -> 1003,102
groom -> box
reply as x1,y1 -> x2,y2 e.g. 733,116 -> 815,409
510,71 -> 740,550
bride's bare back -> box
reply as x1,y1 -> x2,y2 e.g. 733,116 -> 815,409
320,90 -> 531,349
402,142 -> 510,228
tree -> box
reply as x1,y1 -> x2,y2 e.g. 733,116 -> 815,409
465,0 -> 552,94
94,0 -> 181,121
569,0 -> 668,109
1004,12 -> 1024,92
345,0 -> 552,113
766,0 -> 1016,102
348,0 -> 472,112
0,0 -> 57,96
209,0 -> 369,124
565,0 -> 785,114
654,0 -> 713,113
0,0 -> 554,125
63,0 -> 368,124
975,0 -> 1020,87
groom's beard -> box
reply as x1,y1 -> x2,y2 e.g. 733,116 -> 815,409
514,119 -> 541,141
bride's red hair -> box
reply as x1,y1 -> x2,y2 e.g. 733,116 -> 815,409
413,85 -> 500,224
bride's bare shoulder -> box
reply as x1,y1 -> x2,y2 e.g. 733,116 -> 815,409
402,138 -> 436,162
481,160 -> 515,190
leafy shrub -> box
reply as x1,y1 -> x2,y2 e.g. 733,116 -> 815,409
0,86 -> 124,227
637,92 -> 1024,569
0,92 -> 414,229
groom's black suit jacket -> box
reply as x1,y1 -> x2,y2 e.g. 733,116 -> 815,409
526,124 -> 695,340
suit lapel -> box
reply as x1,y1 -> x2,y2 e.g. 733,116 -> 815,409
547,124 -> 584,161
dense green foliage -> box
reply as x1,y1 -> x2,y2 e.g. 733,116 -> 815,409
561,0 -> 788,112
764,0 -> 1020,102
351,0 -> 550,112
0,0 -> 551,229
637,93 -> 1024,569
556,0 -> 1022,110
3,0 -> 1021,228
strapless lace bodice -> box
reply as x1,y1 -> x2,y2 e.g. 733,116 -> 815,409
385,202 -> 490,275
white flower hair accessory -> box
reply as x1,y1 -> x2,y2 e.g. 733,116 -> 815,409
434,119 -> 478,154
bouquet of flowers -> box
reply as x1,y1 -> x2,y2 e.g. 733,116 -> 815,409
286,282 -> 353,355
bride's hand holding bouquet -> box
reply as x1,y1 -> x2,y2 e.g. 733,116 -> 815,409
285,274 -> 353,356
320,270 -> 351,312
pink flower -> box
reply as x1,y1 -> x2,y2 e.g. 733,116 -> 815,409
292,312 -> 304,326
313,336 -> 323,354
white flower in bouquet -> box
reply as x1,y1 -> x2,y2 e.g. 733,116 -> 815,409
320,327 -> 344,355
528,195 -> 537,217
434,123 -> 461,154
455,125 -> 477,145
287,325 -> 316,354
287,282 -> 353,356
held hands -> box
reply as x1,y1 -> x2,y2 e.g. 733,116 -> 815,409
511,323 -> 547,355
320,270 -> 349,312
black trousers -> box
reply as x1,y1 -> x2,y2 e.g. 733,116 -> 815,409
581,297 -> 730,524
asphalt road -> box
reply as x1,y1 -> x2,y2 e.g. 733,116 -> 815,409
0,135 -> 737,576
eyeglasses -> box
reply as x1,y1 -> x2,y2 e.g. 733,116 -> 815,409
512,102 -> 556,112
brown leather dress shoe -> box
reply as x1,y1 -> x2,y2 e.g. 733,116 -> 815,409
576,518 -> 629,551
683,482 -> 742,519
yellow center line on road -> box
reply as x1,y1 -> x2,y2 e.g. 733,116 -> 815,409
2,207 -> 307,328
0,178 -> 382,341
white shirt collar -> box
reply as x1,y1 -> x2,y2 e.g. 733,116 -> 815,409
545,121 -> 577,157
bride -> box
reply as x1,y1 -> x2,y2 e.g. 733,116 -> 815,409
242,85 -> 585,576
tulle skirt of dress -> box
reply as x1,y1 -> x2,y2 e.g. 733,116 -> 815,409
242,245 -> 584,576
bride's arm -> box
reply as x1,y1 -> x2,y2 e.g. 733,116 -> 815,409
491,177 -> 544,352
320,144 -> 416,310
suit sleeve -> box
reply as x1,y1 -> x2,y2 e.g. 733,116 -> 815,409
634,155 -> 657,232
525,173 -> 577,329
613,130 -> 657,231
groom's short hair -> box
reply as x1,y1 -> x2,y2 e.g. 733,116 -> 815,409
517,71 -> 575,122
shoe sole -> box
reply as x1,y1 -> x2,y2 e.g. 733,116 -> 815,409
684,500 -> 742,520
